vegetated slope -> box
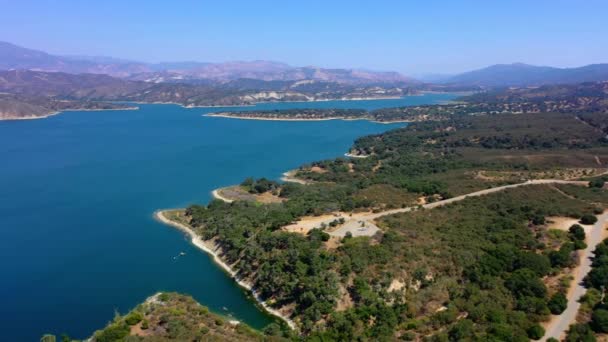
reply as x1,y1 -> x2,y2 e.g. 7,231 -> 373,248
0,93 -> 135,120
174,110 -> 608,340
41,292 -> 276,342
42,89 -> 608,339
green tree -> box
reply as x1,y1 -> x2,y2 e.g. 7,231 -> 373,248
263,323 -> 282,336
505,269 -> 547,298
527,324 -> 545,340
547,292 -> 567,315
589,179 -> 605,188
591,309 -> 608,333
569,224 -> 586,241
581,214 -> 598,225
565,323 -> 596,342
448,319 -> 474,341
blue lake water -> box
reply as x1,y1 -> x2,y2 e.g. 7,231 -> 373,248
0,93 -> 456,340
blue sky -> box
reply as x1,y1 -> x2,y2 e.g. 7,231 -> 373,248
2,0 -> 606,74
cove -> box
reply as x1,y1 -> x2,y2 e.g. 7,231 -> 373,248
0,93 -> 457,340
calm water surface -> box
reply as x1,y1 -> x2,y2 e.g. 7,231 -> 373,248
0,94 -> 456,340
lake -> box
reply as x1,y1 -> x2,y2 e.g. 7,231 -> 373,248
0,93 -> 456,340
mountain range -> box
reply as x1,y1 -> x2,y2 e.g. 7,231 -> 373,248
443,62 -> 608,86
0,41 -> 413,85
2,41 -> 608,87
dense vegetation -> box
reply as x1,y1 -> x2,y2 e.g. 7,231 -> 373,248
69,87 -> 608,340
169,110 -> 608,340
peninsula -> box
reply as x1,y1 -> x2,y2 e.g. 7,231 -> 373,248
43,83 -> 608,341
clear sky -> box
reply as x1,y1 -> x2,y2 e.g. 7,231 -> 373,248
2,0 -> 606,75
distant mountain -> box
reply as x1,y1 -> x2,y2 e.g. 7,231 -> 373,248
0,41 -> 149,77
0,41 -> 414,85
445,63 -> 608,86
0,69 -> 414,113
0,69 -> 147,98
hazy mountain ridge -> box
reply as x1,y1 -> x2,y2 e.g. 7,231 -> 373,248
446,63 -> 608,86
0,41 -> 413,84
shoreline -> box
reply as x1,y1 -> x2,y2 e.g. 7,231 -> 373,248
0,106 -> 139,121
205,113 -> 413,124
211,189 -> 234,203
130,94 -> 410,109
205,113 -> 362,122
154,210 -> 297,330
280,170 -> 308,184
344,152 -> 370,158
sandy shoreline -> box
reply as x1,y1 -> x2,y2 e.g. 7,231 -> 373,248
0,106 -> 139,121
280,170 -> 308,184
211,189 -> 234,203
344,153 -> 370,158
0,111 -> 60,121
205,113 -> 361,122
154,210 -> 297,330
204,113 -> 415,124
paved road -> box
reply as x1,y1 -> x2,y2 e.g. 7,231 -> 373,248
541,212 -> 608,341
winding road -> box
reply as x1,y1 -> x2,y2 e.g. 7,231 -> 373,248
365,179 -> 589,220
541,212 -> 608,341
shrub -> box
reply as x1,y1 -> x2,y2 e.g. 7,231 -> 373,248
124,311 -> 143,326
95,323 -> 130,342
569,224 -> 586,241
591,309 -> 608,333
580,214 -> 598,225
547,292 -> 567,314
573,239 -> 587,250
263,323 -> 282,336
527,324 -> 545,340
589,179 -> 605,188
505,269 -> 547,299
565,323 -> 596,342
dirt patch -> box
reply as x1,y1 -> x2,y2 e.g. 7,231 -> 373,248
131,321 -> 153,337
324,236 -> 342,250
310,166 -> 327,174
336,284 -> 354,312
215,186 -> 283,204
546,216 -> 583,231
388,279 -> 406,293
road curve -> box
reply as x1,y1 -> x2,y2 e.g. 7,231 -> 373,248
541,212 -> 608,341
365,179 -> 589,220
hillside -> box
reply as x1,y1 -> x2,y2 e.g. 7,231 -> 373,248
0,94 -> 136,120
170,109 -> 607,340
445,63 -> 608,87
0,70 -> 415,116
210,81 -> 608,123
41,293 -> 279,342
